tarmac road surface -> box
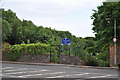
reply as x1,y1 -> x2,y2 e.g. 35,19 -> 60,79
1,63 -> 119,80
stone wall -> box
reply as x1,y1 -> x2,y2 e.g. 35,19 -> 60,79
59,54 -> 85,65
2,52 -> 85,65
17,54 -> 50,63
17,54 -> 85,65
109,44 -> 120,67
2,50 -> 10,61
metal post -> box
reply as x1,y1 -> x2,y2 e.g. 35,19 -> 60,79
50,47 -> 52,63
114,19 -> 117,66
75,47 -> 78,65
58,45 -> 61,64
69,46 -> 70,55
62,45 -> 64,53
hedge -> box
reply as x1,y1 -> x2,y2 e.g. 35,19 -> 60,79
3,42 -> 55,61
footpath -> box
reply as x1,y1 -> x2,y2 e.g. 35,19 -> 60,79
1,61 -> 118,70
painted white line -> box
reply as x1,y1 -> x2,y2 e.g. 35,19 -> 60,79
65,75 -> 71,77
75,73 -> 90,76
28,70 -> 48,73
4,68 -> 27,72
46,73 -> 90,78
2,67 -> 14,69
21,74 -> 42,77
47,76 -> 64,78
89,75 -> 112,78
6,70 -> 48,75
73,71 -> 114,76
21,71 -> 65,77
3,74 -> 26,78
48,72 -> 65,75
5,71 -> 26,74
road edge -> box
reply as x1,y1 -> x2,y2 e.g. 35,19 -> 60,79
1,61 -> 118,70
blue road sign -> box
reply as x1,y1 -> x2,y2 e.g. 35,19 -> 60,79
62,38 -> 70,45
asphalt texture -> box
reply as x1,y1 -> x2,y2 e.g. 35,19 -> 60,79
1,63 -> 120,80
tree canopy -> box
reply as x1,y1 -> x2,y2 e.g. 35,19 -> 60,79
92,2 -> 120,45
91,2 -> 120,66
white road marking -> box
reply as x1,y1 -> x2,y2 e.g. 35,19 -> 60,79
5,70 -> 48,75
75,73 -> 90,76
3,68 -> 27,72
47,73 -> 90,78
21,71 -> 65,77
89,75 -> 112,78
65,75 -> 71,77
48,72 -> 65,75
5,71 -> 26,74
3,74 -> 26,78
74,71 -> 115,76
2,67 -> 14,69
47,76 -> 64,78
21,73 -> 42,77
30,70 -> 48,72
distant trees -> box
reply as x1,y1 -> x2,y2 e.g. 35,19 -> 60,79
2,9 -> 73,45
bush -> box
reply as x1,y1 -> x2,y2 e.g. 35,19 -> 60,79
97,60 -> 110,67
52,54 -> 59,63
85,56 -> 98,66
3,42 -> 55,61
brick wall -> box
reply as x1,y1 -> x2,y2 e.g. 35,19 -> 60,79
109,44 -> 120,67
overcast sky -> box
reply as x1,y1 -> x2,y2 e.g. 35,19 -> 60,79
1,0 -> 105,37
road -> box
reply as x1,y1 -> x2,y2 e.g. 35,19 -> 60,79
1,63 -> 119,80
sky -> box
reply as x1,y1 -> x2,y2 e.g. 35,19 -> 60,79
1,0 -> 105,37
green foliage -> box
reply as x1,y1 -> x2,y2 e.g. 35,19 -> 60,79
2,19 -> 12,42
91,2 -> 120,66
85,56 -> 98,66
92,2 -> 120,45
97,59 -> 110,67
4,42 -> 53,61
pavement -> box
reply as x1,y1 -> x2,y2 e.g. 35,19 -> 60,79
0,61 -> 119,70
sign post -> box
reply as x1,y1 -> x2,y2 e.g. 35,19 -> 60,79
60,38 -> 71,63
61,38 -> 71,53
113,37 -> 117,66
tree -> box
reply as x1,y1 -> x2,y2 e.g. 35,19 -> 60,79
2,19 -> 12,42
92,2 -> 120,45
91,2 -> 120,66
8,18 -> 22,44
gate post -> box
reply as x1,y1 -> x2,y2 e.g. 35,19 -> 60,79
109,44 -> 120,67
